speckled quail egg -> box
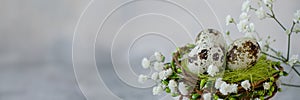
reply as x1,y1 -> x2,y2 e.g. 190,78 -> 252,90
227,37 -> 261,70
195,29 -> 227,50
187,29 -> 226,74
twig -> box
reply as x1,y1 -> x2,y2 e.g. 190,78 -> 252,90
262,52 -> 285,61
282,83 -> 300,87
287,22 -> 296,60
292,66 -> 300,78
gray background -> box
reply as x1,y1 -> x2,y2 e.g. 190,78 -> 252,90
1,0 -> 300,100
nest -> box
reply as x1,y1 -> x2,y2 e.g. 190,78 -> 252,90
169,45 -> 284,100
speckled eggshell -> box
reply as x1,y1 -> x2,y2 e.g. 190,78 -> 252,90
227,37 -> 261,70
187,29 -> 226,74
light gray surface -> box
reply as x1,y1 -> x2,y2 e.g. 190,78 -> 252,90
1,0 -> 300,100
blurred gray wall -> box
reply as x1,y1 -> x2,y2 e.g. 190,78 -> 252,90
0,0 -> 300,100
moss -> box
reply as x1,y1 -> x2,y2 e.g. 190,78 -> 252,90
222,55 -> 280,83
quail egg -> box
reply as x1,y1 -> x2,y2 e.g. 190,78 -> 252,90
187,29 -> 226,74
227,37 -> 261,70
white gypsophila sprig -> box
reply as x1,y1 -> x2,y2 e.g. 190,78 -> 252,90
154,62 -> 164,71
219,82 -> 231,95
219,82 -> 238,95
288,54 -> 299,66
152,85 -> 163,95
178,82 -> 189,95
154,52 -> 164,62
256,7 -> 267,20
215,78 -> 225,89
226,15 -> 234,25
207,64 -> 219,77
242,0 -> 251,12
159,68 -> 173,80
138,74 -> 148,83
248,23 -> 255,32
203,93 -> 211,100
241,80 -> 251,90
142,58 -> 150,69
239,12 -> 250,21
294,10 -> 300,23
151,72 -> 159,81
263,82 -> 271,90
263,0 -> 275,7
237,20 -> 249,33
168,80 -> 178,93
229,84 -> 238,93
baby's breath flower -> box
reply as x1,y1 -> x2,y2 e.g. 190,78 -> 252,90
242,0 -> 251,12
263,0 -> 275,7
237,20 -> 249,33
153,62 -> 164,71
229,84 -> 238,93
138,74 -> 148,83
207,64 -> 219,77
152,85 -> 163,95
239,12 -> 250,21
154,52 -> 164,62
151,72 -> 159,81
226,15 -> 234,25
288,54 -> 299,66
248,23 -> 255,32
168,80 -> 178,93
159,68 -> 173,80
241,80 -> 251,90
142,58 -> 150,69
178,82 -> 188,95
263,82 -> 270,90
256,7 -> 267,19
215,78 -> 225,89
293,10 -> 300,23
203,93 -> 211,100
220,82 -> 230,95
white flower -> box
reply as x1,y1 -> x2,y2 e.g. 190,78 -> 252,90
151,72 -> 159,81
220,82 -> 230,95
242,0 -> 250,12
241,80 -> 251,90
178,82 -> 189,95
248,23 -> 255,32
263,0 -> 275,7
203,93 -> 211,100
256,7 -> 267,19
138,74 -> 148,83
215,78 -> 225,89
239,12 -> 250,21
276,80 -> 281,88
226,15 -> 234,25
244,32 -> 256,38
168,80 -> 178,93
154,62 -> 164,71
294,10 -> 300,23
159,68 -> 173,80
152,85 -> 163,95
263,82 -> 270,90
207,64 -> 219,77
154,52 -> 163,62
237,20 -> 249,33
142,58 -> 150,69
229,84 -> 238,93
254,98 -> 260,100
288,55 -> 299,66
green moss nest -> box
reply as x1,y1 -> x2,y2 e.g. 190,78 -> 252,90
222,55 -> 281,83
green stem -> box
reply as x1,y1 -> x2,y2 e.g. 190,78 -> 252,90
269,6 -> 287,31
282,83 -> 300,87
265,45 -> 287,61
262,52 -> 285,62
287,22 -> 296,61
292,66 -> 300,77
